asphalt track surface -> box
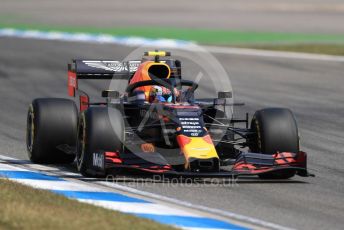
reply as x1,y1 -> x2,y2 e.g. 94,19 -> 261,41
0,37 -> 344,230
2,0 -> 344,34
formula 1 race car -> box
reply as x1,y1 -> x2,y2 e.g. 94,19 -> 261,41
26,51 -> 312,179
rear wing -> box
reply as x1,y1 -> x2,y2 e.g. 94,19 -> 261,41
67,59 -> 141,96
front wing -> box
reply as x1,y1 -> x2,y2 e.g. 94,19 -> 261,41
91,151 -> 313,178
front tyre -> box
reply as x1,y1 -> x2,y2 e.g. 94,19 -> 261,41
76,107 -> 124,177
249,108 -> 299,179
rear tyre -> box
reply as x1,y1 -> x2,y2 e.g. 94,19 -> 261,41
76,107 -> 124,177
26,98 -> 77,164
249,108 -> 299,179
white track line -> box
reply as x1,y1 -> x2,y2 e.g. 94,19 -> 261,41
78,199 -> 199,217
203,45 -> 344,62
13,179 -> 103,191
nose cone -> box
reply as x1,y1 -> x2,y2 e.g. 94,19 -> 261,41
177,134 -> 219,170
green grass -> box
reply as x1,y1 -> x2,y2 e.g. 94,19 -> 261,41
1,23 -> 344,45
0,179 -> 176,230
1,23 -> 344,55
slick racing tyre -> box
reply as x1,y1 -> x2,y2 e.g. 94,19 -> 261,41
76,107 -> 124,177
26,98 -> 78,164
250,108 -> 299,179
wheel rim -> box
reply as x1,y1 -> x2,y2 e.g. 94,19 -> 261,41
76,115 -> 86,170
26,105 -> 34,156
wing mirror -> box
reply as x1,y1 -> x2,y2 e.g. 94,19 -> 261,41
218,91 -> 232,99
102,90 -> 120,99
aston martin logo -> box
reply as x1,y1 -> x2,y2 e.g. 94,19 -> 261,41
83,60 -> 140,72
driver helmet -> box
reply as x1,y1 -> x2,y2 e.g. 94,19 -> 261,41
149,86 -> 172,103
